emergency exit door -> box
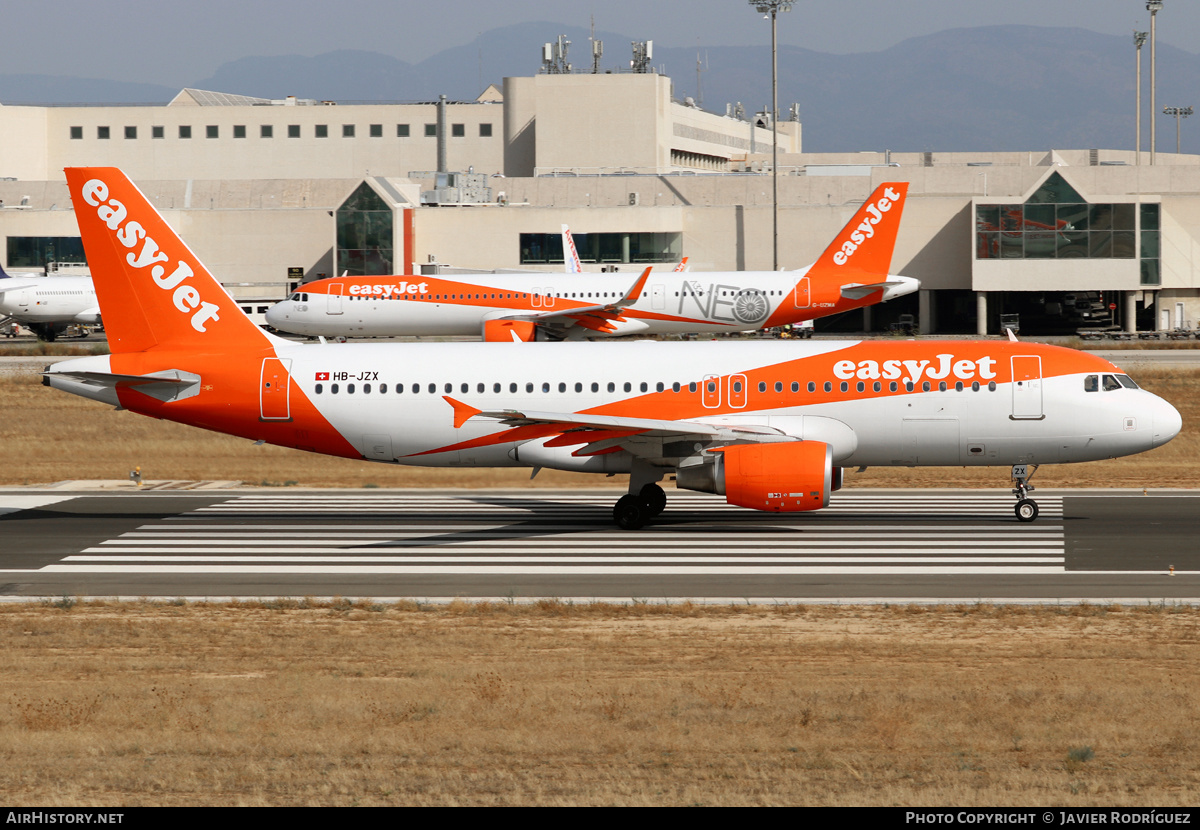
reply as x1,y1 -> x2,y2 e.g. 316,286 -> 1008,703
1010,355 -> 1043,420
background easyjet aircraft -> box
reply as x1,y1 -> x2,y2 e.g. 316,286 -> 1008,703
47,169 -> 1180,528
265,182 -> 918,341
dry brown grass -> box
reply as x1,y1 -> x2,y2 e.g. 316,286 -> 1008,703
6,366 -> 1198,489
0,600 -> 1198,806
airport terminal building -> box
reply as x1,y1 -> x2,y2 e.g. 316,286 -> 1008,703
2,68 -> 1198,335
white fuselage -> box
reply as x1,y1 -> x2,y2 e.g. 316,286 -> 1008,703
0,276 -> 101,325
47,340 -> 1181,475
265,270 -> 918,338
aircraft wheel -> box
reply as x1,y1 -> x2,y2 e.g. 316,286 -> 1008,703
614,495 -> 647,530
640,483 -> 667,517
1015,499 -> 1039,523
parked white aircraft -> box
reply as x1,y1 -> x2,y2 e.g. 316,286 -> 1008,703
265,182 -> 917,341
46,168 -> 1180,529
0,263 -> 100,340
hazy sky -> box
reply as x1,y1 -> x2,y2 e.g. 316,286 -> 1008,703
3,0 -> 1197,86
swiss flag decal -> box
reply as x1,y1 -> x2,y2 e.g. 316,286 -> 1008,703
315,372 -> 330,381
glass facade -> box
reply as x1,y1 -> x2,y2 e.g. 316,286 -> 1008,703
976,173 -> 1140,261
6,237 -> 86,269
335,183 -> 393,276
519,232 -> 681,265
1140,203 -> 1161,286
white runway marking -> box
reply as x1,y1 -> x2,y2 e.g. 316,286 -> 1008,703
47,493 -> 1068,576
0,495 -> 76,517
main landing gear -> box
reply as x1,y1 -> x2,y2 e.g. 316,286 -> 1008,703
613,483 -> 667,530
1011,463 -> 1040,522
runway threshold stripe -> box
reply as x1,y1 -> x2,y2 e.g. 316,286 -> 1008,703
42,564 -> 1066,575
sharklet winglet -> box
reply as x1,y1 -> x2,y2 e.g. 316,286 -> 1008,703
443,395 -> 483,429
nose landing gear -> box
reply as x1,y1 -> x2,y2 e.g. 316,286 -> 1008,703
1011,464 -> 1040,522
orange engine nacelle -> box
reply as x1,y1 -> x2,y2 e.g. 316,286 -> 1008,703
677,441 -> 835,513
482,319 -> 537,342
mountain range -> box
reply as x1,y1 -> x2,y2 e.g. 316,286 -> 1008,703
1,22 -> 1195,154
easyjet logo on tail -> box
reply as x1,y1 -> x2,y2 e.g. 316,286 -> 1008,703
832,187 -> 902,267
81,178 -> 220,333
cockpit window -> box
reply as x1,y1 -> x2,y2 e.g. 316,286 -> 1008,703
290,293 -> 301,301
1084,375 -> 1099,392
1102,374 -> 1122,392
1117,375 -> 1139,389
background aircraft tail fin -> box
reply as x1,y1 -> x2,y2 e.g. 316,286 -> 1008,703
65,167 -> 272,354
809,182 -> 908,281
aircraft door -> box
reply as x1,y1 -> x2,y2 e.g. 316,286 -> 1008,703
794,277 -> 811,308
1010,356 -> 1043,419
260,358 -> 292,421
701,374 -> 721,409
652,284 -> 665,309
729,374 -> 748,409
327,284 -> 343,315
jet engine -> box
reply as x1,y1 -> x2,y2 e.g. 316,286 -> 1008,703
676,441 -> 839,512
482,319 -> 537,342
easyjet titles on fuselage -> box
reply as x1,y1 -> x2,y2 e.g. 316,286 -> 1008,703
348,281 -> 430,296
834,354 -> 998,385
80,178 -> 221,333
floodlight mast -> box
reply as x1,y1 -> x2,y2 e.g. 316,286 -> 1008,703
1134,31 -> 1148,165
1163,106 -> 1193,154
1148,1 -> 1163,164
749,0 -> 793,271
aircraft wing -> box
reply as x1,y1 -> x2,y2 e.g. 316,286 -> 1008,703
443,396 -> 794,457
495,266 -> 653,334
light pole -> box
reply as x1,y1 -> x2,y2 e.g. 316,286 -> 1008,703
1135,31 -> 1147,164
1148,1 -> 1162,164
1164,106 -> 1193,154
750,1 -> 792,271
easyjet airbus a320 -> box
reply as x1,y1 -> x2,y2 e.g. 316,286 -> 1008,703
264,182 -> 918,341
46,168 -> 1180,528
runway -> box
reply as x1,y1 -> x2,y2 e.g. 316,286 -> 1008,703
1,488 -> 1197,601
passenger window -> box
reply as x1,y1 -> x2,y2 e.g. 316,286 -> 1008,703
591,382 -> 599,392
510,383 -> 518,393
689,382 -> 697,393
775,382 -> 783,393
791,382 -> 799,393
315,383 -> 323,394
656,382 -> 664,392
380,384 -> 388,393
640,382 -> 648,392
576,383 -> 583,393
608,382 -> 616,392
758,382 -> 767,392
733,381 -> 743,393
1084,375 -> 1099,392
348,384 -> 355,394
972,381 -> 980,391
988,381 -> 997,391
331,384 -> 339,394
526,382 -> 534,393
857,382 -> 865,392
824,382 -> 832,392
890,382 -> 898,392
808,382 -> 816,393
477,383 -> 485,393
363,384 -> 371,394
672,382 -> 681,392
955,381 -> 963,392
493,383 -> 501,393
542,382 -> 550,393
938,382 -> 947,392
873,381 -> 881,392
461,383 -> 469,394
624,382 -> 632,393
558,382 -> 566,392
923,382 -> 931,392
840,382 -> 849,392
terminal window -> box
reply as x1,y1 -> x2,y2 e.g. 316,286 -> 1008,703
288,125 -> 300,138
261,125 -> 273,138
370,124 -> 383,138
6,236 -> 86,270
976,173 -> 1136,261
452,123 -> 465,137
397,124 -> 410,137
97,126 -> 110,139
424,124 -> 436,137
233,125 -> 246,138
479,123 -> 493,137
152,126 -> 164,138
70,127 -> 82,139
343,124 -> 355,137
315,124 -> 328,138
179,126 -> 192,139
335,183 -> 394,277
206,125 -> 219,139
124,126 -> 137,139
520,232 -> 681,265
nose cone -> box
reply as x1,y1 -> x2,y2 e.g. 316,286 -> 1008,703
1152,395 -> 1183,449
264,301 -> 289,329
883,275 -> 920,302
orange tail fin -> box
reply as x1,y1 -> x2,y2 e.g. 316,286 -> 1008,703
809,181 -> 908,280
65,167 -> 271,354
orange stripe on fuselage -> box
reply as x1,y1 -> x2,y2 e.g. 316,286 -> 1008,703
408,341 -> 1117,458
108,349 -> 361,460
